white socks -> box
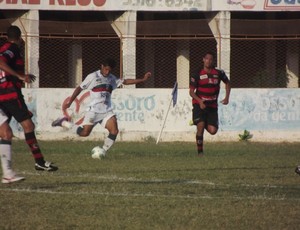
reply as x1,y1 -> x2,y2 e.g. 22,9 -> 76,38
102,137 -> 115,152
0,143 -> 14,178
61,120 -> 73,129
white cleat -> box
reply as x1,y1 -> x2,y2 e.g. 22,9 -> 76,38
2,175 -> 25,184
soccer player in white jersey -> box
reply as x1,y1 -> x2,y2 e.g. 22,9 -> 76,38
52,58 -> 151,157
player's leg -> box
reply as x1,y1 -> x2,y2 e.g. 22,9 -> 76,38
76,124 -> 94,137
192,104 -> 206,156
52,116 -> 72,128
205,108 -> 219,135
21,118 -> 58,171
0,109 -> 25,183
76,110 -> 97,137
87,111 -> 118,158
52,111 -> 95,136
196,121 -> 205,155
206,125 -> 218,135
4,100 -> 58,171
101,113 -> 118,152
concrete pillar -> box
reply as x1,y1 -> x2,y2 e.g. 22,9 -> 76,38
17,10 -> 40,88
68,42 -> 83,87
208,11 -> 231,85
177,41 -> 190,88
110,11 -> 137,88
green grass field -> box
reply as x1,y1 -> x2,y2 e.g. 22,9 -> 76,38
1,140 -> 300,230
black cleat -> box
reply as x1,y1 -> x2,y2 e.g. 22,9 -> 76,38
295,166 -> 300,175
35,161 -> 58,171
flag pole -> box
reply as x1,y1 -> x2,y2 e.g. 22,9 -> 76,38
156,98 -> 173,144
156,82 -> 178,145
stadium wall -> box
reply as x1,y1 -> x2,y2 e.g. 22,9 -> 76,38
10,88 -> 300,143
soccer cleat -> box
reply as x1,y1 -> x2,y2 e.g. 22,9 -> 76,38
35,161 -> 58,171
2,175 -> 25,184
51,117 -> 68,127
295,166 -> 300,175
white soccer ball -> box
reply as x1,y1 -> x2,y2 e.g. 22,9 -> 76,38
91,146 -> 106,159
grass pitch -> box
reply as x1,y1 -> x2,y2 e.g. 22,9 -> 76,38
1,140 -> 300,229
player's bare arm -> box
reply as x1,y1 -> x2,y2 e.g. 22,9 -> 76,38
0,59 -> 31,83
0,59 -> 18,77
220,81 -> 231,105
63,86 -> 83,110
189,88 -> 206,109
0,59 -> 36,83
123,72 -> 151,85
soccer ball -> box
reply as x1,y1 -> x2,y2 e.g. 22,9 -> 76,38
295,166 -> 300,175
91,146 -> 106,159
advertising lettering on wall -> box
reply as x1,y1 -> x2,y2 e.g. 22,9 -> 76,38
2,0 -> 300,11
219,89 -> 300,131
264,0 -> 300,10
0,0 -> 207,11
121,0 -> 203,9
113,94 -> 156,123
60,91 -> 156,125
226,0 -> 257,10
0,0 -> 106,7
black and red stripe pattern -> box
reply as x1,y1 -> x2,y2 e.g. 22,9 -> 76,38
190,68 -> 229,108
25,132 -> 44,162
0,42 -> 24,102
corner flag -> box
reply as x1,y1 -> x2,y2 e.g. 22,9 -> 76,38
156,81 -> 178,144
171,81 -> 178,107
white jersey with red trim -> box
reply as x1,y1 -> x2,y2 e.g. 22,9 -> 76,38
80,70 -> 123,113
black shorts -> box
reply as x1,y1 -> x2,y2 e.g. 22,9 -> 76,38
0,98 -> 32,123
192,103 -> 219,128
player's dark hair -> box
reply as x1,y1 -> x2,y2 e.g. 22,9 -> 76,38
204,51 -> 215,58
102,58 -> 117,69
7,25 -> 21,40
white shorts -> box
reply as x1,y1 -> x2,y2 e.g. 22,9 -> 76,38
82,110 -> 116,128
0,108 -> 8,126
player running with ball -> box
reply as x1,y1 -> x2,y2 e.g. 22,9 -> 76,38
189,52 -> 231,156
52,58 -> 151,158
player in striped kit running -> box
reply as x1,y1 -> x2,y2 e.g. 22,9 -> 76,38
189,52 -> 231,156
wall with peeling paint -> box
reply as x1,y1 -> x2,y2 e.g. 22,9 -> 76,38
10,88 -> 300,142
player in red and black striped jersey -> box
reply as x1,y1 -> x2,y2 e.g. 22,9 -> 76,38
0,26 -> 57,181
189,52 -> 231,156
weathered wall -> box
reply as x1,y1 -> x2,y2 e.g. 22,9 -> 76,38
10,88 -> 300,142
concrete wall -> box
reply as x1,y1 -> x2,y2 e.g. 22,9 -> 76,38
10,88 -> 300,142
